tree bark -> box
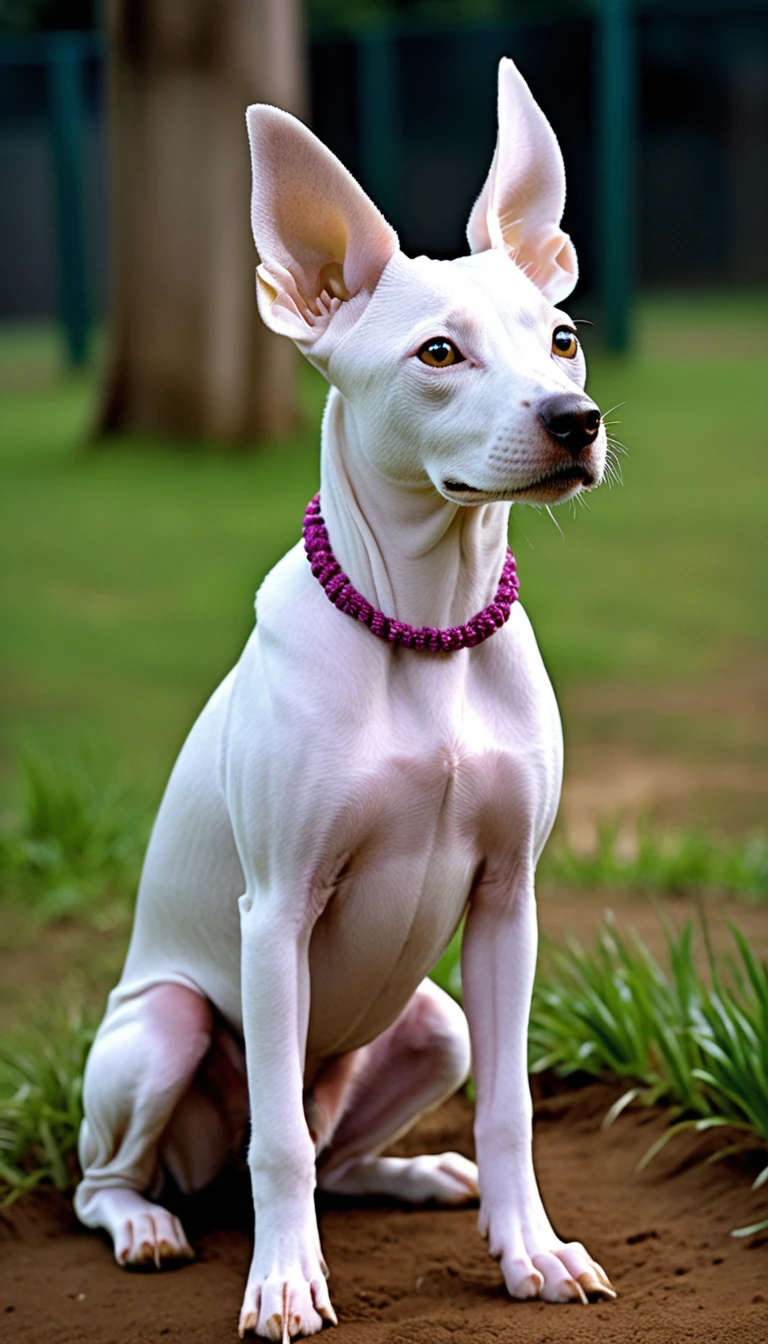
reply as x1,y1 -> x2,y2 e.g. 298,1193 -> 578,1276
95,0 -> 304,445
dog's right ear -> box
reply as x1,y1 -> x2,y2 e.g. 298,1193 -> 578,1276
466,58 -> 578,304
247,106 -> 399,347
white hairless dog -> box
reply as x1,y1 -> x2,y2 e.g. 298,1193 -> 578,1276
75,56 -> 615,1339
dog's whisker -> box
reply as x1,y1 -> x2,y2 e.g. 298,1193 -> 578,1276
545,505 -> 564,539
603,445 -> 625,488
516,519 -> 537,550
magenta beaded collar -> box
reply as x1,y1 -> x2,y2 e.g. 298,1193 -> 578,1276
302,493 -> 519,652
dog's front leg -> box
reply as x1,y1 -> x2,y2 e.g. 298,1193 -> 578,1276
238,898 -> 336,1340
462,871 -> 615,1305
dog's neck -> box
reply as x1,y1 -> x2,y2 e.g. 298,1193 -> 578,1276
319,389 -> 512,632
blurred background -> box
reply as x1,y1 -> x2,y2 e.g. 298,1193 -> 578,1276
1,1 -> 767,1025
3,0 -> 768,353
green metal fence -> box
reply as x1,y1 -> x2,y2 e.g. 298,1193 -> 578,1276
1,2 -> 766,363
0,29 -> 100,365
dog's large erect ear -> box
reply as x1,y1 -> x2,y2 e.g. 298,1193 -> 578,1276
247,106 -> 399,344
467,58 -> 578,304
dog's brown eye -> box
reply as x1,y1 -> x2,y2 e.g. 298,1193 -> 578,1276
417,338 -> 464,367
552,326 -> 579,359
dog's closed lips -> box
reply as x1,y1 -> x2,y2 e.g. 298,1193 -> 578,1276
443,461 -> 596,503
517,463 -> 596,494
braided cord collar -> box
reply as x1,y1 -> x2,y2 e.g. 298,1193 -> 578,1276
302,493 -> 519,652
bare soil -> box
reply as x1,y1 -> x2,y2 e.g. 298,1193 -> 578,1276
2,1082 -> 767,1344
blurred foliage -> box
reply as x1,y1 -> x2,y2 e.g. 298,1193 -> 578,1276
0,749 -> 148,930
541,822 -> 768,899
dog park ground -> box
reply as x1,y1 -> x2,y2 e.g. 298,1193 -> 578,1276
1,294 -> 767,1340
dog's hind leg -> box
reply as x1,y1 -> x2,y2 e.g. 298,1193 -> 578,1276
315,979 -> 477,1204
75,982 -> 214,1267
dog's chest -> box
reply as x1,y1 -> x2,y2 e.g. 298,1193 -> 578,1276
304,729 -> 540,1059
225,597 -> 562,1060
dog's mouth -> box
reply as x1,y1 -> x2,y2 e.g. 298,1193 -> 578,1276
443,464 -> 596,503
443,479 -> 483,497
512,463 -> 596,499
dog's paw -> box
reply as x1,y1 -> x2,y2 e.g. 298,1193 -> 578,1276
319,1151 -> 478,1205
503,1241 -> 615,1303
388,1152 -> 479,1204
239,1244 -> 337,1340
113,1200 -> 194,1269
481,1205 -> 615,1304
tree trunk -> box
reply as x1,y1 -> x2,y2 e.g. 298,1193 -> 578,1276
95,0 -> 305,445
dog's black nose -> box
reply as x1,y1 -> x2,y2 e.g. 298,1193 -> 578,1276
539,394 -> 601,457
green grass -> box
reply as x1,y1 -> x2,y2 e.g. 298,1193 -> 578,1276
0,1012 -> 94,1202
0,346 -> 325,795
529,916 -> 768,1236
0,750 -> 148,931
540,821 -> 768,899
1,296 -> 767,803
432,911 -> 768,1237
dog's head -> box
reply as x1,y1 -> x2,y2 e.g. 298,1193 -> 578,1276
247,58 -> 605,506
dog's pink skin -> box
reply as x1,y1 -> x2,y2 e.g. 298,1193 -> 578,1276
74,58 -> 613,1339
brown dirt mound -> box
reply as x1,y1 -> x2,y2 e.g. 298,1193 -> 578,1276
2,1083 -> 766,1344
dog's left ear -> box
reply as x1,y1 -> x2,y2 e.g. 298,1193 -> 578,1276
247,105 -> 399,347
467,58 -> 578,304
